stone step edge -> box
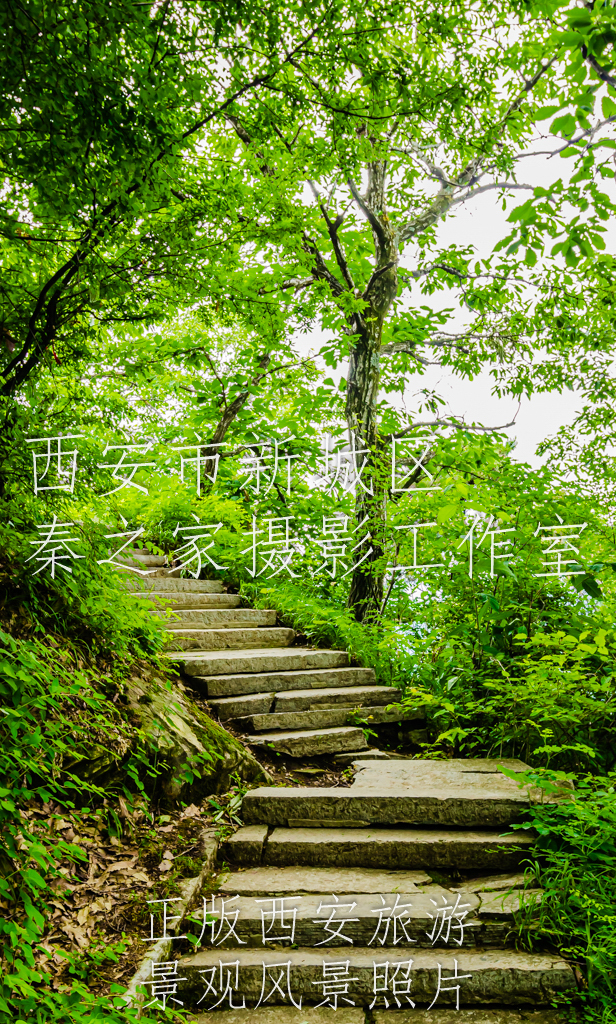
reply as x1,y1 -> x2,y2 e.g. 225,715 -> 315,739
163,649 -> 352,675
178,945 -> 577,1007
210,684 -> 396,710
121,828 -> 218,1007
232,705 -> 419,732
165,622 -> 294,630
165,647 -> 348,660
193,1010 -> 564,1023
173,888 -> 543,948
247,724 -> 369,741
225,825 -> 535,871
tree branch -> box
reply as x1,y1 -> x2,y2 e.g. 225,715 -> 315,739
449,181 -> 534,206
347,176 -> 388,250
397,55 -> 558,244
308,179 -> 355,291
302,233 -> 346,297
362,260 -> 397,300
386,405 -> 520,443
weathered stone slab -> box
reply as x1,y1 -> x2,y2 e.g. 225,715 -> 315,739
263,827 -> 534,871
203,667 -> 368,697
156,609 -> 276,628
118,551 -> 167,567
236,702 -> 408,733
273,681 -> 399,712
134,592 -> 241,608
124,578 -> 224,593
194,891 -> 482,948
243,758 -> 544,828
169,649 -> 349,678
214,865 -> 432,895
248,725 -> 369,758
166,626 -> 295,652
210,693 -> 275,719
334,749 -> 392,762
479,890 -> 543,917
225,826 -> 268,866
178,947 -> 575,1007
194,1009 -> 364,1024
373,1011 -> 562,1024
453,872 -> 535,893
287,819 -> 372,828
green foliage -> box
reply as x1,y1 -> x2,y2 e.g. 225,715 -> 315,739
511,770 -> 616,1022
245,579 -> 405,686
115,480 -> 247,560
402,626 -> 616,771
3,0 -> 616,1015
0,505 -> 167,658
0,629 -> 164,1023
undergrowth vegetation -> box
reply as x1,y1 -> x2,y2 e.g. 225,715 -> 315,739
515,771 -> 616,1024
0,634 -> 160,1020
0,545 -> 226,1022
247,574 -> 616,1022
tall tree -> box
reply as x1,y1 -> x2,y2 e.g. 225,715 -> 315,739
209,0 -> 616,619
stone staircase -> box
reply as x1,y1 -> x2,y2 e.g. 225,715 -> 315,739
119,550 -> 420,760
179,759 -> 573,1021
118,553 -> 574,1021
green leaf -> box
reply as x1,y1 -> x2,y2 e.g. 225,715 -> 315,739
602,95 -> 616,119
551,113 -> 577,137
437,503 -> 458,524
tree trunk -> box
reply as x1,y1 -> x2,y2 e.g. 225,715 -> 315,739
345,161 -> 398,621
345,318 -> 388,621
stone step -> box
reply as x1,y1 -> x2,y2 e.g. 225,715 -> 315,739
233,703 -> 416,733
242,758 -> 541,829
165,627 -> 295,652
373,1012 -> 562,1024
178,947 -> 575,1008
228,826 -> 534,871
114,546 -> 182,577
333,749 -> 399,765
194,1010 -> 561,1024
452,871 -> 534,893
247,725 -> 369,758
132,592 -> 241,608
193,890 -> 487,949
154,608 -> 276,628
115,562 -> 181,577
167,648 -> 350,679
194,1011 -> 364,1024
195,1011 -> 365,1024
118,550 -> 168,567
197,885 -> 542,949
215,865 -> 433,895
209,682 -> 397,719
122,578 -> 224,593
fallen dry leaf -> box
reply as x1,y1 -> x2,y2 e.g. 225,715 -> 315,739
93,866 -> 150,888
105,858 -> 138,873
76,906 -> 91,927
181,804 -> 200,818
60,922 -> 89,949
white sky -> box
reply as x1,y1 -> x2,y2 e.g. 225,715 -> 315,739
405,178 -> 580,469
